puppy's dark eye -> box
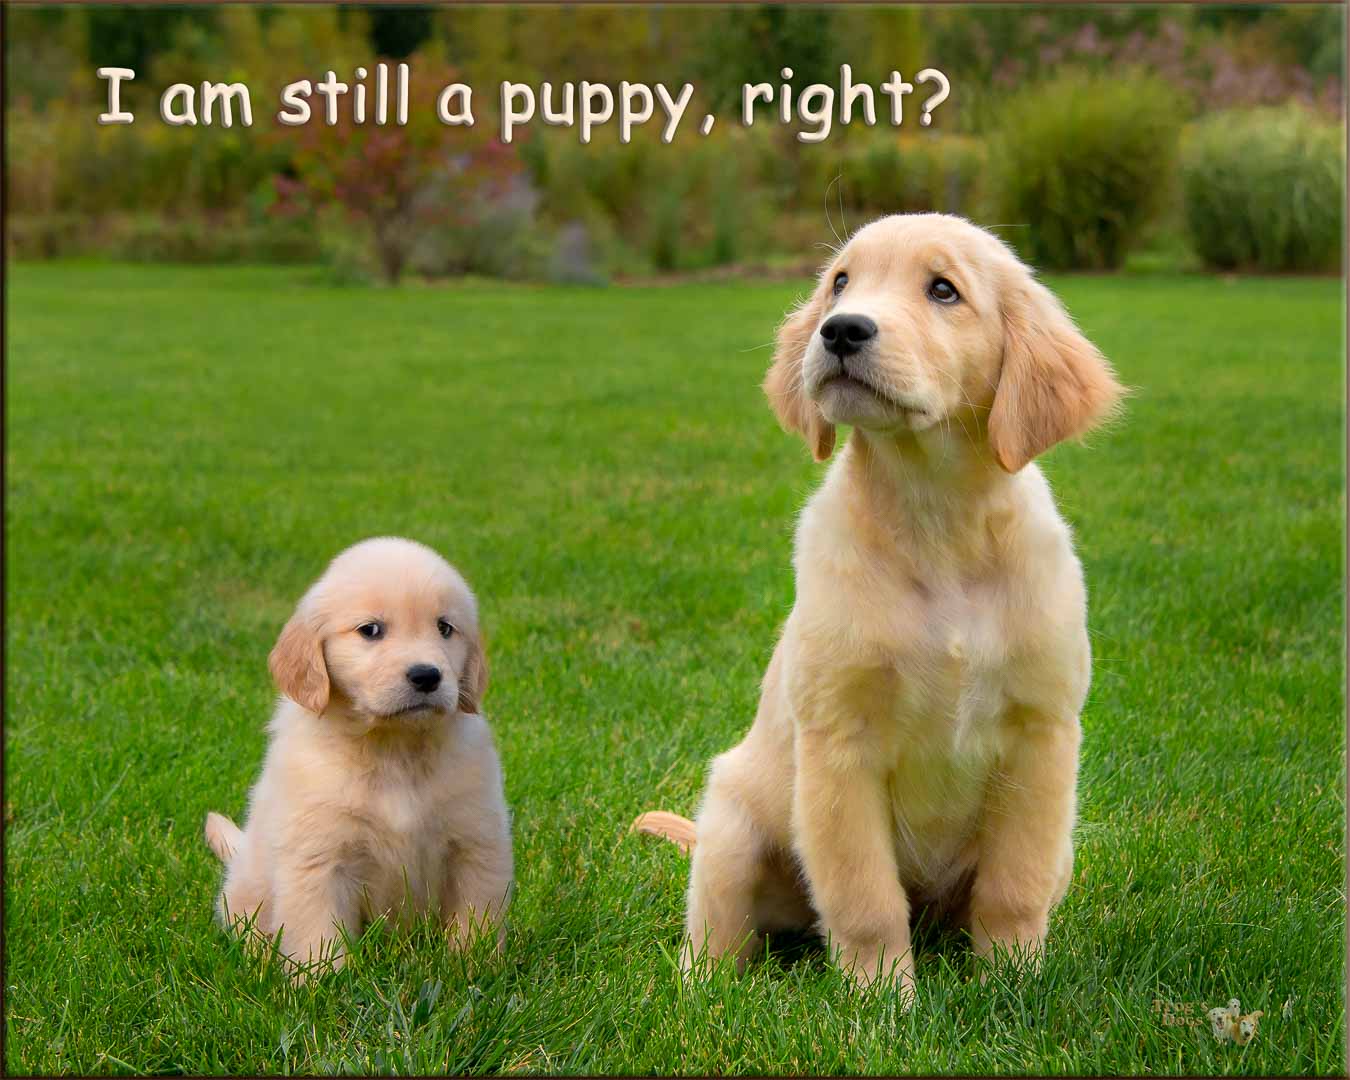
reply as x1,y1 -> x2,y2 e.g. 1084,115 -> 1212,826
928,277 -> 960,304
356,621 -> 384,640
437,618 -> 455,639
832,272 -> 848,297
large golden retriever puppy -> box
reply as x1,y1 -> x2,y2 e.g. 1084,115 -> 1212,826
205,537 -> 512,977
637,213 -> 1122,998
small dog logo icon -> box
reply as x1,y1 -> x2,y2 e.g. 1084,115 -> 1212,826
1208,998 -> 1263,1045
1236,1011 -> 1265,1046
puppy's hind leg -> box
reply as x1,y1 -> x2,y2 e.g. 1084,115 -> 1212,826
683,786 -> 769,976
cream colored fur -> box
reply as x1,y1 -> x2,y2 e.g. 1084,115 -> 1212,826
206,537 -> 512,977
651,214 -> 1122,999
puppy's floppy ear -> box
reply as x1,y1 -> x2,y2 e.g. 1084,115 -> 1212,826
457,631 -> 489,714
763,289 -> 835,461
268,613 -> 329,715
989,276 -> 1124,473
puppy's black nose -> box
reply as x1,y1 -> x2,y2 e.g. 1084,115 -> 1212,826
819,313 -> 878,358
406,664 -> 442,693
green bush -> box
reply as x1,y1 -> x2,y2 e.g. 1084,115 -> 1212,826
798,132 -> 987,218
987,70 -> 1182,270
1182,106 -> 1344,273
6,211 -> 321,263
6,215 -> 89,260
709,152 -> 750,265
6,101 -> 284,219
120,214 -> 320,264
524,127 -> 777,275
409,191 -> 552,281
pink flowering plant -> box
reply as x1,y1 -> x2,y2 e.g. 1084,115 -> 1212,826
272,60 -> 518,283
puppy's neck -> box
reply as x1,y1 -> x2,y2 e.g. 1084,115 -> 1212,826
299,702 -> 456,761
841,427 -> 1019,561
851,425 -> 1009,496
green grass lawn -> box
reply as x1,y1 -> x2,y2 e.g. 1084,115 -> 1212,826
5,262 -> 1344,1075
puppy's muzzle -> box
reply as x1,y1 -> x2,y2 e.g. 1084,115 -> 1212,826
819,313 -> 877,358
406,663 -> 442,693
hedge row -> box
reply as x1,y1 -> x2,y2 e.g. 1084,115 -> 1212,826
7,75 -> 1343,276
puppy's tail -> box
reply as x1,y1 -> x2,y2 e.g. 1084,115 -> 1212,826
204,811 -> 242,863
630,811 -> 696,855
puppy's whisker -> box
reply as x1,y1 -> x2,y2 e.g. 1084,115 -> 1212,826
824,173 -> 846,250
836,172 -> 849,241
927,367 -> 983,448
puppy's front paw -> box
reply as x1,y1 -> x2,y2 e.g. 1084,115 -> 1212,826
677,934 -> 763,983
444,915 -> 504,956
280,948 -> 344,985
272,929 -> 346,984
836,940 -> 916,1008
971,916 -> 1046,983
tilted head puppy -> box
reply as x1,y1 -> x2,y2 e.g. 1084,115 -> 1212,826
765,211 -> 1121,469
640,214 -> 1123,1001
1235,1010 -> 1264,1046
205,537 -> 512,977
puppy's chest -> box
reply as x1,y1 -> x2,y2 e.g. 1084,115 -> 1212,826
857,578 -> 1013,865
365,781 -> 443,842
878,575 -> 1012,741
347,763 -> 455,882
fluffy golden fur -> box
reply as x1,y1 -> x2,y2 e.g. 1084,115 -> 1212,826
205,537 -> 512,976
639,213 -> 1123,997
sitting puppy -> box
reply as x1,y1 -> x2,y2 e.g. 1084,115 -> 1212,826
637,214 -> 1123,998
204,537 -> 512,975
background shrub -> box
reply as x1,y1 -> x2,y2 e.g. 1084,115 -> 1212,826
7,101 -> 285,220
524,127 -> 778,275
986,70 -> 1182,270
271,59 -> 518,284
409,180 -> 552,281
6,6 -> 1343,280
5,211 -> 321,264
1182,106 -> 1344,272
801,132 -> 988,218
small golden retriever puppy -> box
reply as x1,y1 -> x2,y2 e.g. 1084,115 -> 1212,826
637,213 -> 1122,997
204,537 -> 512,975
